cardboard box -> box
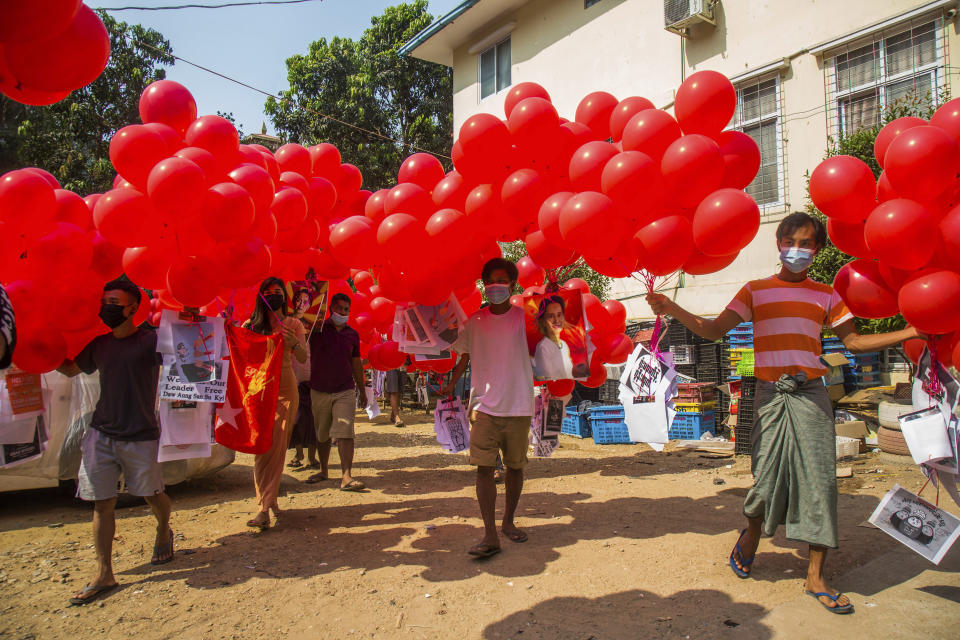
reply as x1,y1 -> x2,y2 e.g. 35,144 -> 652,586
826,384 -> 846,402
835,420 -> 869,439
822,353 -> 850,386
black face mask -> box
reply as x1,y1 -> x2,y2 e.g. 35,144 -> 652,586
99,303 -> 128,329
265,293 -> 285,311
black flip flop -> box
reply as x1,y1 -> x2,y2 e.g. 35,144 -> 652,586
287,460 -> 303,468
69,583 -> 118,606
805,591 -> 854,614
503,529 -> 528,543
468,543 -> 501,559
340,480 -> 366,492
304,472 -> 328,484
151,529 -> 175,565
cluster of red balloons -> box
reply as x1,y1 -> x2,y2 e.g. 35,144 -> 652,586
814,101 -> 960,367
0,1 -> 110,106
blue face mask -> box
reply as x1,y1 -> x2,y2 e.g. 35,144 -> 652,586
780,247 -> 816,273
485,283 -> 512,305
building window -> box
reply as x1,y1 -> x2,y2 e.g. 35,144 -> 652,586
585,0 -> 603,7
730,76 -> 783,208
479,37 -> 511,100
827,19 -> 943,137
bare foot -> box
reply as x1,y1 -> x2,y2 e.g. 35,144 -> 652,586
501,524 -> 528,543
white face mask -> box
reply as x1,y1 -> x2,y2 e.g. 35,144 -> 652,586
485,283 -> 511,304
780,247 -> 815,273
330,312 -> 349,326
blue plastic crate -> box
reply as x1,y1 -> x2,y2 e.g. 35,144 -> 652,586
669,415 -> 716,440
561,412 -> 591,438
589,405 -> 625,420
591,418 -> 634,444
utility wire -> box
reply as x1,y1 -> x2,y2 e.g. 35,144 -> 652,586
114,30 -> 452,159
99,0 -> 320,10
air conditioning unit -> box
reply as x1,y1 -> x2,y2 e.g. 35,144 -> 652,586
664,0 -> 716,35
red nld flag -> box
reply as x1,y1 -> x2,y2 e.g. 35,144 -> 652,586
215,324 -> 282,454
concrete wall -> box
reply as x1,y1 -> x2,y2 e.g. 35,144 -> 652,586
443,0 -> 958,319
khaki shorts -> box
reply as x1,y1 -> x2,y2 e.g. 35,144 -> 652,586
76,428 -> 164,501
469,410 -> 531,469
311,388 -> 356,441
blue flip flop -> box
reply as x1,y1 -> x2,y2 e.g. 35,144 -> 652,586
805,590 -> 854,614
729,528 -> 755,579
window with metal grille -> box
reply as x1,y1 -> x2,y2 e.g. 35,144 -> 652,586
729,76 -> 782,208
826,19 -> 944,138
479,37 -> 511,100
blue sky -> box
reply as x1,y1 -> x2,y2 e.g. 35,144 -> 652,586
96,0 -> 462,137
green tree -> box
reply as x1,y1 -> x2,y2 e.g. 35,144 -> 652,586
265,1 -> 452,190
806,90 -> 947,334
500,241 -> 612,300
0,11 -> 173,194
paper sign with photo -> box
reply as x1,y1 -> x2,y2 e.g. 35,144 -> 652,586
286,276 -> 329,332
913,347 -> 959,425
523,289 -> 592,381
159,355 -> 227,403
399,295 -> 467,355
868,483 -> 960,565
157,309 -> 226,378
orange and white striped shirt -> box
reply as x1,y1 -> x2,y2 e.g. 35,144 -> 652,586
725,276 -> 854,383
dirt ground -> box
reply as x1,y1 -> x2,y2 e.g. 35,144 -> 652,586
0,409 -> 957,640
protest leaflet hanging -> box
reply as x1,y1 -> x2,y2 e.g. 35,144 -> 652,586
158,401 -> 215,462
0,415 -> 48,468
869,483 -> 960,565
286,274 -> 329,333
523,289 -> 593,381
395,294 -> 467,359
433,396 -> 470,454
156,309 -> 227,403
530,389 -> 566,458
214,324 -> 282,455
0,367 -> 47,445
618,342 -> 676,451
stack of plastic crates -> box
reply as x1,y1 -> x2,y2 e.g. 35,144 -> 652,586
733,376 -> 757,455
725,322 -> 754,381
598,378 -> 620,403
694,343 -> 725,383
849,352 -> 882,388
561,406 -> 592,438
588,405 -> 634,444
670,382 -> 717,439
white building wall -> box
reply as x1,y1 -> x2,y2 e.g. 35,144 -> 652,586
442,0 -> 957,319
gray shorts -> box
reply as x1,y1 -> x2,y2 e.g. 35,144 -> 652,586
76,428 -> 164,501
384,369 -> 405,394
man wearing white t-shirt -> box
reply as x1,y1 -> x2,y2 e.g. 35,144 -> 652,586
443,258 -> 534,559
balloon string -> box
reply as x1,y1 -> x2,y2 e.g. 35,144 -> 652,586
923,336 -> 944,402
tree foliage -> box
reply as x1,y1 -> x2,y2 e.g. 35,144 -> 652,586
265,1 -> 452,190
0,11 -> 173,194
500,241 -> 612,301
806,90 -> 947,334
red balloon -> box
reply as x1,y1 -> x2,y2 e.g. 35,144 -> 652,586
174,146 -> 221,182
380,340 -> 408,370
559,191 -> 626,258
674,70 -> 736,135
600,151 -> 665,223
504,82 -> 551,118
12,326 -> 67,374
29,222 -> 92,276
457,114 -> 512,181
562,278 -> 590,295
581,355 -> 607,387
166,255 -> 219,308
621,109 -> 682,162
22,167 -> 59,189
508,97 -> 560,147
270,187 -> 308,231
583,293 -> 613,334
501,168 -> 548,233
275,216 -> 318,252
275,143 -> 312,177
525,229 -> 577,270
142,122 -> 183,156
661,134 -> 723,209
122,244 -> 174,291
425,207 -> 475,260
432,171 -> 470,211
92,188 -> 162,248
308,143 -> 341,179
537,191 -> 574,248
884,125 -> 958,202
202,182 -> 256,241
109,125 -> 169,189
833,259 -> 899,319
464,184 -> 505,245
364,188 -> 389,224
139,80 -> 197,135
826,218 -> 873,259
147,156 -> 206,219
575,91 -> 618,140
184,115 -> 239,168
278,170 -> 310,199
903,335 -> 925,364
692,188 -> 760,256
334,163 -> 363,196
569,141 -> 619,192
682,248 -> 737,275
874,116 -> 927,168
602,333 -> 633,364
516,255 -> 545,289
546,378 -> 576,396
864,199 -> 937,270
229,164 -> 275,217
954,336 -> 960,370
384,182 -> 434,222
0,0 -> 81,44
602,299 -> 627,329
218,238 -> 272,289
89,232 -> 124,281
2,5 -> 109,92
237,144 -> 267,169
632,215 -> 695,276
898,270 -> 960,334
609,96 -> 656,142
715,130 -> 761,190
0,169 -> 56,237
809,155 -> 877,222
930,97 -> 960,146
303,248 -> 350,281
306,176 -> 338,220
940,204 -> 960,262
398,153 -> 445,191
584,244 -> 639,278
368,296 -> 396,327
330,215 -> 377,268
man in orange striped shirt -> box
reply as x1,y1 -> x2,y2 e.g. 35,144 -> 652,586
648,212 -> 918,614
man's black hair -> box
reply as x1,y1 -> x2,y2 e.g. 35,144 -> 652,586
481,257 -> 519,284
330,292 -> 352,307
103,278 -> 142,303
776,211 -> 827,248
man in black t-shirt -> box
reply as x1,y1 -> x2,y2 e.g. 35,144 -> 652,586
57,278 -> 173,606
